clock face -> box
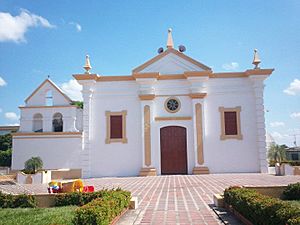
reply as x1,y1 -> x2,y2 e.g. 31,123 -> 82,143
165,97 -> 180,113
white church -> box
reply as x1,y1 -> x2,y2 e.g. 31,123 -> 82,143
12,30 -> 274,178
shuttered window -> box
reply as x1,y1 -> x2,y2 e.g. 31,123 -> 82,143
224,112 -> 238,135
219,106 -> 242,140
105,110 -> 128,144
110,115 -> 123,139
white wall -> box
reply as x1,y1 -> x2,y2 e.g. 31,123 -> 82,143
19,107 -> 82,132
89,81 -> 143,177
203,78 -> 260,173
84,76 -> 262,176
26,81 -> 70,106
12,136 -> 82,170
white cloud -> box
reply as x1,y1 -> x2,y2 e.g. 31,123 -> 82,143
222,62 -> 239,71
0,76 -> 7,86
270,121 -> 285,127
5,123 -> 20,126
271,131 -> 285,139
0,9 -> 55,43
290,112 -> 300,119
5,112 -> 19,121
69,22 -> 81,32
283,79 -> 300,95
60,79 -> 82,101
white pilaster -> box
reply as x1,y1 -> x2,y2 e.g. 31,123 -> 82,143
249,75 -> 269,173
79,81 -> 95,178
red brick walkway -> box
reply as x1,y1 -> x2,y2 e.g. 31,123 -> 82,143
85,174 -> 300,225
1,174 -> 299,224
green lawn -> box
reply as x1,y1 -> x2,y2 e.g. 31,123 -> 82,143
0,206 -> 77,225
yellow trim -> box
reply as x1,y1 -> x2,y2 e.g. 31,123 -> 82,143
158,74 -> 186,80
19,105 -> 79,109
184,71 -> 212,77
97,76 -> 134,81
219,106 -> 243,140
195,103 -> 204,165
139,167 -> 157,176
12,132 -> 82,136
139,94 -> 155,100
155,116 -> 192,121
73,69 -> 274,82
25,79 -> 72,104
245,69 -> 274,76
164,97 -> 181,113
13,136 -> 81,139
73,74 -> 99,80
189,93 -> 207,99
210,72 -> 246,78
105,110 -> 128,144
192,166 -> 209,175
133,72 -> 159,79
144,105 -> 151,166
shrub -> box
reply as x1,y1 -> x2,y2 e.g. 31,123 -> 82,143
72,190 -> 131,225
224,187 -> 300,225
0,192 -> 36,208
283,182 -> 300,200
55,189 -> 131,207
0,149 -> 12,167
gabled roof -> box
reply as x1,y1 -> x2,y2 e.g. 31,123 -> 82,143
25,79 -> 72,104
132,48 -> 211,74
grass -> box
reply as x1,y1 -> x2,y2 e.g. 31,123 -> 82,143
0,206 -> 77,225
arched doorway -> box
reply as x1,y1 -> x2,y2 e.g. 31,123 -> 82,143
160,126 -> 187,175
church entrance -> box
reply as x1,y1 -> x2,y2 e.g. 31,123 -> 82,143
160,126 -> 187,175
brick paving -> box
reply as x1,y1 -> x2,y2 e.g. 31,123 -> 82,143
1,174 -> 300,225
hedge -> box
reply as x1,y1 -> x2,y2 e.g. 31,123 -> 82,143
55,189 -> 130,207
224,187 -> 300,225
0,192 -> 36,208
283,182 -> 300,200
72,190 -> 131,225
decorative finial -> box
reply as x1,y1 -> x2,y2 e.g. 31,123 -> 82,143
252,49 -> 261,69
83,55 -> 92,74
166,28 -> 174,49
47,75 -> 50,79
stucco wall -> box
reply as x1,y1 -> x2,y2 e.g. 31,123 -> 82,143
12,136 -> 82,170
89,81 -> 142,177
19,107 -> 82,132
26,81 -> 70,106
203,78 -> 260,173
85,76 -> 262,177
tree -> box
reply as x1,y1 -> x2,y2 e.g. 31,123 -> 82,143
24,157 -> 43,174
0,134 -> 12,151
0,149 -> 12,167
268,144 -> 287,165
71,101 -> 83,109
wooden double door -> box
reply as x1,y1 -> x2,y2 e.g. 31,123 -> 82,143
160,126 -> 188,175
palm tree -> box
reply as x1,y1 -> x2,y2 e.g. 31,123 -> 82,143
268,144 -> 286,165
24,157 -> 43,174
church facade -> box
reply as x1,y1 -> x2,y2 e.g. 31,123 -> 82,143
12,30 -> 274,178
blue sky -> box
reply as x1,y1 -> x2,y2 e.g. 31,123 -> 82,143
0,0 -> 299,146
